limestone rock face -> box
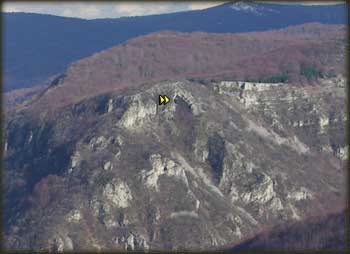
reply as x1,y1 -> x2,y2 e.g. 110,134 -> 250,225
103,180 -> 133,208
141,154 -> 189,191
3,79 -> 346,251
49,235 -> 74,252
66,210 -> 82,222
119,95 -> 157,130
214,76 -> 346,156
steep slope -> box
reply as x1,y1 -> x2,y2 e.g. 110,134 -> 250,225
3,76 -> 347,251
3,1 -> 347,91
13,23 -> 346,113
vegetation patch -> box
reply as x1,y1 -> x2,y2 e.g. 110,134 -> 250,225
246,71 -> 290,83
300,64 -> 324,80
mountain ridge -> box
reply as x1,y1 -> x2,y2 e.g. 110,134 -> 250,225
12,22 -> 344,116
4,2 -> 347,91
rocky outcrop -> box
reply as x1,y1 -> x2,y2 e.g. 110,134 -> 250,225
103,180 -> 133,208
115,232 -> 149,251
141,154 -> 189,191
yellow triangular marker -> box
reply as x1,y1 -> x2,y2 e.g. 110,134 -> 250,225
159,95 -> 170,105
164,95 -> 169,105
159,95 -> 165,105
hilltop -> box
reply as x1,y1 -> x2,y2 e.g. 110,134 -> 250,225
11,23 -> 346,114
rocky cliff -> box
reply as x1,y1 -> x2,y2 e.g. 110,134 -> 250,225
4,76 -> 347,251
214,76 -> 347,160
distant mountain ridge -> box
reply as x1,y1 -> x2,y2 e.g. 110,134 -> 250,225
3,1 -> 347,91
13,23 -> 343,114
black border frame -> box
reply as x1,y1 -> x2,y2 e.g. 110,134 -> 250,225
0,0 -> 349,253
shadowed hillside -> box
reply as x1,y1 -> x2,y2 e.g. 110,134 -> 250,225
229,209 -> 348,251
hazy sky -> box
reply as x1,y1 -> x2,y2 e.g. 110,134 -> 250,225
2,1 -> 342,19
2,1 -> 225,19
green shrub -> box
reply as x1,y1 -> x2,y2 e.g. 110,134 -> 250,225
244,71 -> 290,83
259,71 -> 290,83
300,64 -> 324,80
